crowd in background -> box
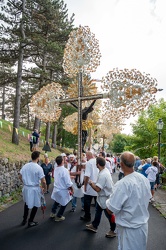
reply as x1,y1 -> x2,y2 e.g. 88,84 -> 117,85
19,149 -> 166,250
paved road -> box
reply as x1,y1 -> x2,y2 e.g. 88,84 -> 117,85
0,174 -> 166,250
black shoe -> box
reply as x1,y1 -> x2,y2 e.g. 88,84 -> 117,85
28,221 -> 39,228
21,220 -> 27,226
80,216 -> 91,222
70,208 -> 76,212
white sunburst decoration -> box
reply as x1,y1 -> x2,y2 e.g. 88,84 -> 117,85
29,82 -> 65,123
63,25 -> 101,77
101,68 -> 158,118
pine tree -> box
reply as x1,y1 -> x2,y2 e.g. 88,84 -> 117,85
0,0 -> 74,144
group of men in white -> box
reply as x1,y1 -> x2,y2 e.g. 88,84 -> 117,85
19,150 -> 152,250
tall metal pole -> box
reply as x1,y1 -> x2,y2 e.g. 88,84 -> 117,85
156,118 -> 164,161
77,71 -> 83,166
158,131 -> 161,161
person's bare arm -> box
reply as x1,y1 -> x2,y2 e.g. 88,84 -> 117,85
68,185 -> 74,195
106,207 -> 113,215
69,171 -> 81,176
41,177 -> 47,193
84,176 -> 90,192
88,180 -> 101,192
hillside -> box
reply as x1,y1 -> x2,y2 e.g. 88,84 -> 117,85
0,119 -> 70,162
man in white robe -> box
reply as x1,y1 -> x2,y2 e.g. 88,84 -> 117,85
51,155 -> 73,221
80,151 -> 99,221
106,151 -> 151,250
86,157 -> 116,238
19,151 -> 46,227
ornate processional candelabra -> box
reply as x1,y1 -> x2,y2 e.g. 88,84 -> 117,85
30,25 -> 160,165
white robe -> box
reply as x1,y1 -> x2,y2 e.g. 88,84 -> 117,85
51,166 -> 73,206
96,168 -> 114,209
84,158 -> 99,196
70,166 -> 84,198
20,162 -> 45,209
106,172 -> 151,250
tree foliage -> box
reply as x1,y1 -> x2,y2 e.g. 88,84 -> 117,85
0,0 -> 74,144
109,134 -> 128,154
128,98 -> 166,164
108,99 -> 166,166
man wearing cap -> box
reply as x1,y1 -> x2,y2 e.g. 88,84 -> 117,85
61,153 -> 68,168
106,151 -> 151,250
67,154 -> 76,171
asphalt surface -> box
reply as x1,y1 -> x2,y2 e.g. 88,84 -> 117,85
0,174 -> 166,250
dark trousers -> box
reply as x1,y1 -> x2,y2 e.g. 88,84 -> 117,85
84,194 -> 96,219
23,203 -> 38,222
92,202 -> 116,231
52,201 -> 67,218
155,173 -> 160,185
30,142 -> 33,152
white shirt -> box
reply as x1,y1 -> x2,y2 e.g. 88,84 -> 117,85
84,158 -> 99,196
145,166 -> 158,182
96,168 -> 114,209
105,160 -> 112,174
107,157 -> 115,169
51,166 -> 73,206
70,166 -> 84,198
106,172 -> 151,228
20,162 -> 45,208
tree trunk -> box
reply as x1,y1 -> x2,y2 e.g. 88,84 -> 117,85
52,123 -> 57,148
27,103 -> 30,129
45,122 -> 50,142
33,116 -> 40,131
12,0 -> 26,144
2,85 -> 5,119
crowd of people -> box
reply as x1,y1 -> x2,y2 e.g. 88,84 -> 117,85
135,155 -> 165,202
19,149 -> 165,250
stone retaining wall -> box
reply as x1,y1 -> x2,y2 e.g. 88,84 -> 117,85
0,158 -> 24,198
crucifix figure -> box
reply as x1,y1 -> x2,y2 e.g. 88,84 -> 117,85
70,99 -> 96,152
